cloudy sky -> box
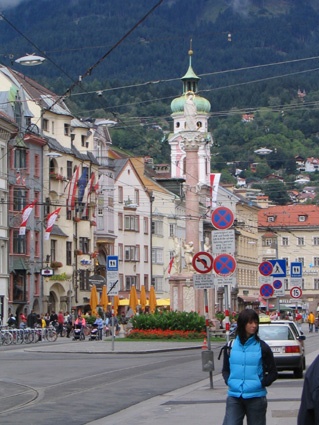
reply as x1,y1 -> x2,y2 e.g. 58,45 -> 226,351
0,0 -> 32,10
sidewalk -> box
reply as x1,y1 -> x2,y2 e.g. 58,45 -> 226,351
26,337 -> 319,425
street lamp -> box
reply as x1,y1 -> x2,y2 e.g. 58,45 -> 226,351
15,54 -> 46,66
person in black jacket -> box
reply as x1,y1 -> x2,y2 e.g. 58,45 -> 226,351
298,354 -> 319,425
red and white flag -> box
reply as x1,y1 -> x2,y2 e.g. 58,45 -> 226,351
19,201 -> 36,235
45,207 -> 61,240
167,257 -> 174,274
210,173 -> 221,208
67,166 -> 80,211
81,172 -> 95,218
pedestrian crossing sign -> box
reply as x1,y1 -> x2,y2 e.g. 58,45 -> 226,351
269,259 -> 286,277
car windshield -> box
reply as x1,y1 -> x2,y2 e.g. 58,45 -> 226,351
258,325 -> 295,341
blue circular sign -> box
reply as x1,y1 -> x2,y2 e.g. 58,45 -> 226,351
260,284 -> 274,299
213,253 -> 236,276
258,261 -> 273,276
273,279 -> 282,290
211,207 -> 234,230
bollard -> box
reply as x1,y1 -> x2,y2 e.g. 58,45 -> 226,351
201,350 -> 214,389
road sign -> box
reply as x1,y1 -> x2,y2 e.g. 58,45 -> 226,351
213,253 -> 236,277
192,251 -> 214,274
259,261 -> 273,276
193,274 -> 214,289
290,277 -> 302,288
269,259 -> 286,277
273,278 -> 285,296
41,268 -> 54,276
260,283 -> 274,299
212,229 -> 235,254
290,286 -> 302,299
107,255 -> 118,271
211,207 -> 234,230
290,262 -> 302,278
107,255 -> 119,295
259,276 -> 273,285
215,275 -> 237,286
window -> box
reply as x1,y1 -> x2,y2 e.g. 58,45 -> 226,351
67,161 -> 73,180
118,213 -> 123,230
0,241 -> 7,274
79,237 -> 89,254
283,257 -> 289,267
34,154 -> 40,177
50,240 -> 57,262
79,270 -> 90,291
297,237 -> 305,246
64,123 -> 70,136
81,135 -> 86,147
151,277 -> 163,292
13,188 -> 27,211
152,220 -> 163,236
125,246 -> 138,261
169,223 -> 176,238
314,279 -> 319,290
298,215 -> 306,222
143,217 -> 149,234
314,237 -> 319,246
42,118 -> 49,132
51,121 -> 54,134
125,276 -> 136,291
296,257 -> 304,266
264,238 -> 273,246
267,216 -> 275,222
124,215 -> 139,231
314,257 -> 319,267
152,248 -> 163,264
13,230 -> 26,254
118,186 -> 123,203
134,189 -> 139,205
282,237 -> 289,246
14,148 -> 26,169
284,278 -> 289,290
144,245 -> 148,262
118,244 -> 123,261
66,242 -> 72,266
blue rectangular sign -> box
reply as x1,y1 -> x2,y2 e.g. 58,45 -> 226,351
269,259 -> 286,277
290,262 -> 302,278
107,255 -> 118,271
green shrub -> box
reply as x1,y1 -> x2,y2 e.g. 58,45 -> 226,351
131,310 -> 205,332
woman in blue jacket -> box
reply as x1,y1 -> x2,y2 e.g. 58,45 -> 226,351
222,309 -> 277,425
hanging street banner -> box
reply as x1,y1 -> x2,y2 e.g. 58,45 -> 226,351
212,229 -> 235,254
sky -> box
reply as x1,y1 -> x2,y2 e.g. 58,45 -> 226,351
0,0 -> 31,10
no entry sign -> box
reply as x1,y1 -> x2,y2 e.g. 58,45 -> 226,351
192,251 -> 214,274
211,207 -> 234,230
213,253 -> 236,277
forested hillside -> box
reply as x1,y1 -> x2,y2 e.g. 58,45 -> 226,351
1,0 -> 319,199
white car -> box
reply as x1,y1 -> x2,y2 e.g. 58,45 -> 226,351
258,322 -> 306,379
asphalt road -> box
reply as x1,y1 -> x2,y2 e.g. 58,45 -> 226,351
0,341 -> 222,425
0,330 -> 317,425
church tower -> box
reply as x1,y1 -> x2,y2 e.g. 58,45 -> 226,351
168,47 -> 213,185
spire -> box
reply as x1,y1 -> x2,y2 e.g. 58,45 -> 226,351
181,40 -> 200,94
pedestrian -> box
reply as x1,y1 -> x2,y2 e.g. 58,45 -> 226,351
66,311 -> 73,338
57,310 -> 64,336
221,309 -> 278,425
19,312 -> 27,329
50,310 -> 58,326
315,314 -> 319,333
93,314 -> 104,340
307,311 -> 315,332
7,313 -> 17,328
27,310 -> 37,328
295,311 -> 303,332
298,354 -> 319,424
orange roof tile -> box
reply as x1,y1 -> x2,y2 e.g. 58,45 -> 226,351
258,205 -> 319,227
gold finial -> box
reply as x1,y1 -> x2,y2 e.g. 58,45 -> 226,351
188,38 -> 193,56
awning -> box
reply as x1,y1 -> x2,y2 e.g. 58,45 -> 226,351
238,296 -> 259,303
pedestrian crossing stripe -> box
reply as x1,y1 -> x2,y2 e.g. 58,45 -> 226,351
272,261 -> 285,275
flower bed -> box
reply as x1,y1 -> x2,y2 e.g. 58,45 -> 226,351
126,328 -> 206,340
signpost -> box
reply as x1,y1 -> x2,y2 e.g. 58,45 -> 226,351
290,286 -> 302,299
212,229 -> 235,254
193,274 -> 214,289
260,283 -> 274,299
213,253 -> 237,277
106,255 -> 119,296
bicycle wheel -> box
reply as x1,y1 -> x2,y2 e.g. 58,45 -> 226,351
24,330 -> 34,344
17,330 -> 24,344
3,332 -> 13,345
46,329 -> 58,342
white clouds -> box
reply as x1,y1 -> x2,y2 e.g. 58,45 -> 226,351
231,0 -> 251,15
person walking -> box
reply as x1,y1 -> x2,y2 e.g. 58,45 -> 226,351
27,310 -> 38,328
221,309 -> 278,425
57,311 -> 64,337
298,354 -> 319,424
307,311 -> 315,332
